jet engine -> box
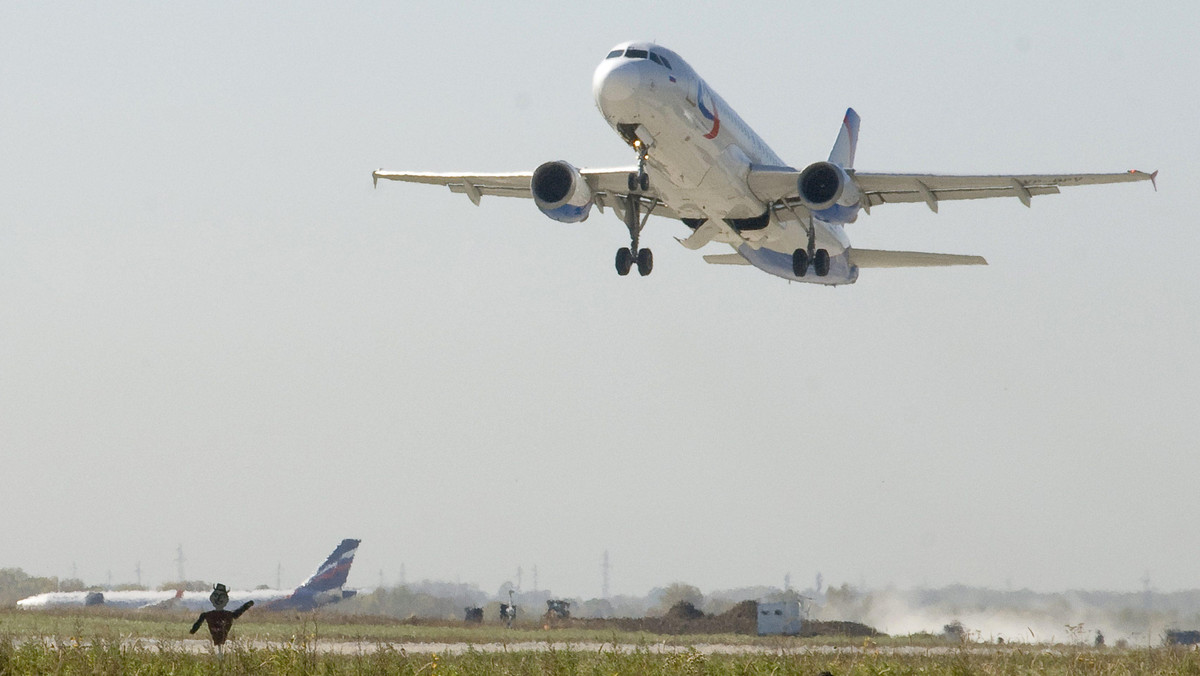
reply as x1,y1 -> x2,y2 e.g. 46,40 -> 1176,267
531,161 -> 594,223
797,161 -> 862,214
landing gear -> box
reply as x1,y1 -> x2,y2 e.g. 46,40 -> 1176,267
617,192 -> 654,277
626,171 -> 649,192
615,139 -> 654,277
813,248 -> 830,277
792,249 -> 808,277
789,205 -> 830,278
636,248 -> 653,276
616,247 -> 633,276
792,248 -> 831,277
626,139 -> 650,193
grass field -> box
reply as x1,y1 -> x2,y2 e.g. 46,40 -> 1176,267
4,609 -> 1200,674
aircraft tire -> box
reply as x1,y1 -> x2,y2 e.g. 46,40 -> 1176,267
616,247 -> 634,276
792,249 -> 809,277
627,173 -> 638,192
639,172 -> 649,191
636,248 -> 653,276
814,249 -> 830,277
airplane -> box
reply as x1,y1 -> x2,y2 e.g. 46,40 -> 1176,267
373,41 -> 1156,285
16,538 -> 361,612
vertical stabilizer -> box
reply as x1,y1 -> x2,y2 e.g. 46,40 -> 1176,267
296,538 -> 360,593
261,538 -> 361,611
828,108 -> 860,168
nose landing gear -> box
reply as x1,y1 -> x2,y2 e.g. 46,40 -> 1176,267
616,139 -> 654,277
625,139 -> 650,193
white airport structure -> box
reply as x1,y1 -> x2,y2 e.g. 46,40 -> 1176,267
757,601 -> 803,636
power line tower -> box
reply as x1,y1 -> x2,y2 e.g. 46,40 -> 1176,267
135,561 -> 142,588
601,550 -> 610,600
175,544 -> 185,582
532,565 -> 538,592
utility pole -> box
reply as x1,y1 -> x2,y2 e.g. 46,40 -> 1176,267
175,545 -> 185,582
276,563 -> 282,590
602,550 -> 610,600
135,561 -> 142,588
532,565 -> 538,592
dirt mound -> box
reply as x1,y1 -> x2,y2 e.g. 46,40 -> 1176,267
664,601 -> 705,621
800,620 -> 880,638
540,600 -> 881,637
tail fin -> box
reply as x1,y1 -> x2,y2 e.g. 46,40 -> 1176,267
295,538 -> 360,594
828,108 -> 860,168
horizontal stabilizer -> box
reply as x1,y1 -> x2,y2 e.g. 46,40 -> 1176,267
849,249 -> 987,268
703,253 -> 751,265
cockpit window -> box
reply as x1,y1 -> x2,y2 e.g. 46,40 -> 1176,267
606,49 -> 623,59
648,52 -> 663,66
656,53 -> 672,69
625,48 -> 648,59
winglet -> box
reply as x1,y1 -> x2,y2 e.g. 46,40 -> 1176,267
372,171 -> 379,189
1130,169 -> 1158,192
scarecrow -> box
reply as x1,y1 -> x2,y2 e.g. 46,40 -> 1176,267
189,583 -> 254,650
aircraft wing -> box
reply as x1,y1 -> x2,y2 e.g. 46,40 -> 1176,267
749,167 -> 1156,212
853,170 -> 1157,211
848,249 -> 987,268
372,167 -> 682,219
373,170 -> 535,202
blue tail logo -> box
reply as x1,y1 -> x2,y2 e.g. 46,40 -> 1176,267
260,538 -> 361,611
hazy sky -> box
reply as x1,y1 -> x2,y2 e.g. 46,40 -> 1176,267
2,2 -> 1196,599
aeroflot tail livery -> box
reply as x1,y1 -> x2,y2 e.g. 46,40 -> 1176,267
374,42 -> 1156,285
17,539 -> 361,611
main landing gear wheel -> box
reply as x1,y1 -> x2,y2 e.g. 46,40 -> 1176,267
792,248 -> 831,278
616,247 -> 634,276
792,249 -> 809,277
813,248 -> 830,277
636,248 -> 653,276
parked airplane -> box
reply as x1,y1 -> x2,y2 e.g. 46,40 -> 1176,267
16,538 -> 360,611
374,41 -> 1155,285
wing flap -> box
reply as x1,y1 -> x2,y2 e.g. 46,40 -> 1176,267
864,185 -> 1059,207
748,167 -> 1156,209
703,253 -> 752,266
849,249 -> 987,268
856,171 -> 1154,210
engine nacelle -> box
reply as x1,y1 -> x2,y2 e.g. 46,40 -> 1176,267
797,161 -> 862,221
531,161 -> 594,223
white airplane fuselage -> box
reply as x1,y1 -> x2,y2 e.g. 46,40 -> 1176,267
592,41 -> 856,284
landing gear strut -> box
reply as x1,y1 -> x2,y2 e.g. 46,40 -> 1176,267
616,192 -> 653,276
791,213 -> 830,278
616,139 -> 653,276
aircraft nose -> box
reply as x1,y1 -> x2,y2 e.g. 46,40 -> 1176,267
593,58 -> 642,113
